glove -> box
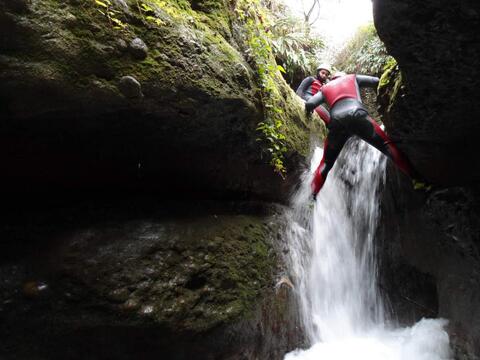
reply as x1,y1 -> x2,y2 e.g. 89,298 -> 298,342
305,102 -> 315,114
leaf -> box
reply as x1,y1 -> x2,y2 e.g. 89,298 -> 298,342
277,65 -> 286,73
111,17 -> 126,27
95,0 -> 109,8
141,2 -> 153,12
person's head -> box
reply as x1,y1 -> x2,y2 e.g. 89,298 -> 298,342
331,71 -> 347,80
316,64 -> 331,82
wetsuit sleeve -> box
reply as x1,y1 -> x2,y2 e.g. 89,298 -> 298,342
296,77 -> 315,100
356,75 -> 380,89
305,91 -> 324,113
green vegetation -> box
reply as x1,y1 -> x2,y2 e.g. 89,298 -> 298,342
268,9 -> 325,85
94,0 -> 128,29
91,0 -> 313,176
378,58 -> 404,113
334,23 -> 393,76
15,0 -> 316,178
236,0 -> 290,176
93,0 -> 187,30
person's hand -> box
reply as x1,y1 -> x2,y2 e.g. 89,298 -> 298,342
305,102 -> 315,114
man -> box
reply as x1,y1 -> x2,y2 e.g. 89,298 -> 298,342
296,64 -> 332,125
305,72 -> 416,198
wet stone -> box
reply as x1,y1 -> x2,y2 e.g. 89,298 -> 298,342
118,75 -> 143,99
129,37 -> 148,60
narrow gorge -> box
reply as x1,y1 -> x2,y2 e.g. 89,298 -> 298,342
1,0 -> 479,359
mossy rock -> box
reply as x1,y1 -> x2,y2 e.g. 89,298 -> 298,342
0,201 -> 301,359
0,0 -> 319,202
58,215 -> 276,331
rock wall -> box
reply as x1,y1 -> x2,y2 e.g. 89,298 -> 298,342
0,0 -> 311,358
0,200 -> 302,359
374,0 -> 480,186
0,0 -> 319,203
373,0 -> 480,357
378,170 -> 480,358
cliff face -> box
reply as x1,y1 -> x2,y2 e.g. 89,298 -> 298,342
0,1 -> 312,358
0,0 -> 319,202
377,172 -> 480,358
373,0 -> 480,186
373,0 -> 480,357
1,200 -> 301,359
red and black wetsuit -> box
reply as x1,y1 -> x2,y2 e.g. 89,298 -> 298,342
296,76 -> 331,124
305,74 -> 414,196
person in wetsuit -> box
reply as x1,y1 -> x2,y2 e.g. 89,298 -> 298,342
296,64 -> 332,124
305,72 -> 415,198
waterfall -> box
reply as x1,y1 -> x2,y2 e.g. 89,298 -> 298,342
284,139 -> 452,360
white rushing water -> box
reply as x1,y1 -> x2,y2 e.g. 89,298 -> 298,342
284,139 -> 452,360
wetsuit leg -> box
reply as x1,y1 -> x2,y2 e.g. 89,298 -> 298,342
345,110 -> 414,177
314,105 -> 330,125
312,121 -> 349,195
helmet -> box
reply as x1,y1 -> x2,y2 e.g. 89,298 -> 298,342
316,63 -> 332,74
331,71 -> 346,79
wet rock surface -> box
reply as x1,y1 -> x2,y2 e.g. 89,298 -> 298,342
0,0 -> 318,204
0,198 -> 301,359
373,1 -> 480,357
377,167 -> 480,358
373,0 -> 480,186
118,75 -> 143,98
128,37 -> 148,60
0,1 -> 312,358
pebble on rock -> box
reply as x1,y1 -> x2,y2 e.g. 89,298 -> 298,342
119,75 -> 144,99
129,37 -> 148,60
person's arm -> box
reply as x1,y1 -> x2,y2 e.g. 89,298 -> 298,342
356,75 -> 379,89
315,105 -> 331,125
296,76 -> 315,100
305,91 -> 325,113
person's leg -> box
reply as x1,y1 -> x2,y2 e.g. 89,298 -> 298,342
347,110 -> 414,177
312,122 -> 349,196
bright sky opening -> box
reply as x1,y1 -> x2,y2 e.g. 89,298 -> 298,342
282,0 -> 374,61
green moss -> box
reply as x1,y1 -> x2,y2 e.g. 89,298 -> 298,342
54,212 -> 278,334
389,72 -> 403,111
5,0 -> 316,194
378,57 -> 398,89
109,215 -> 277,332
378,58 -> 404,114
